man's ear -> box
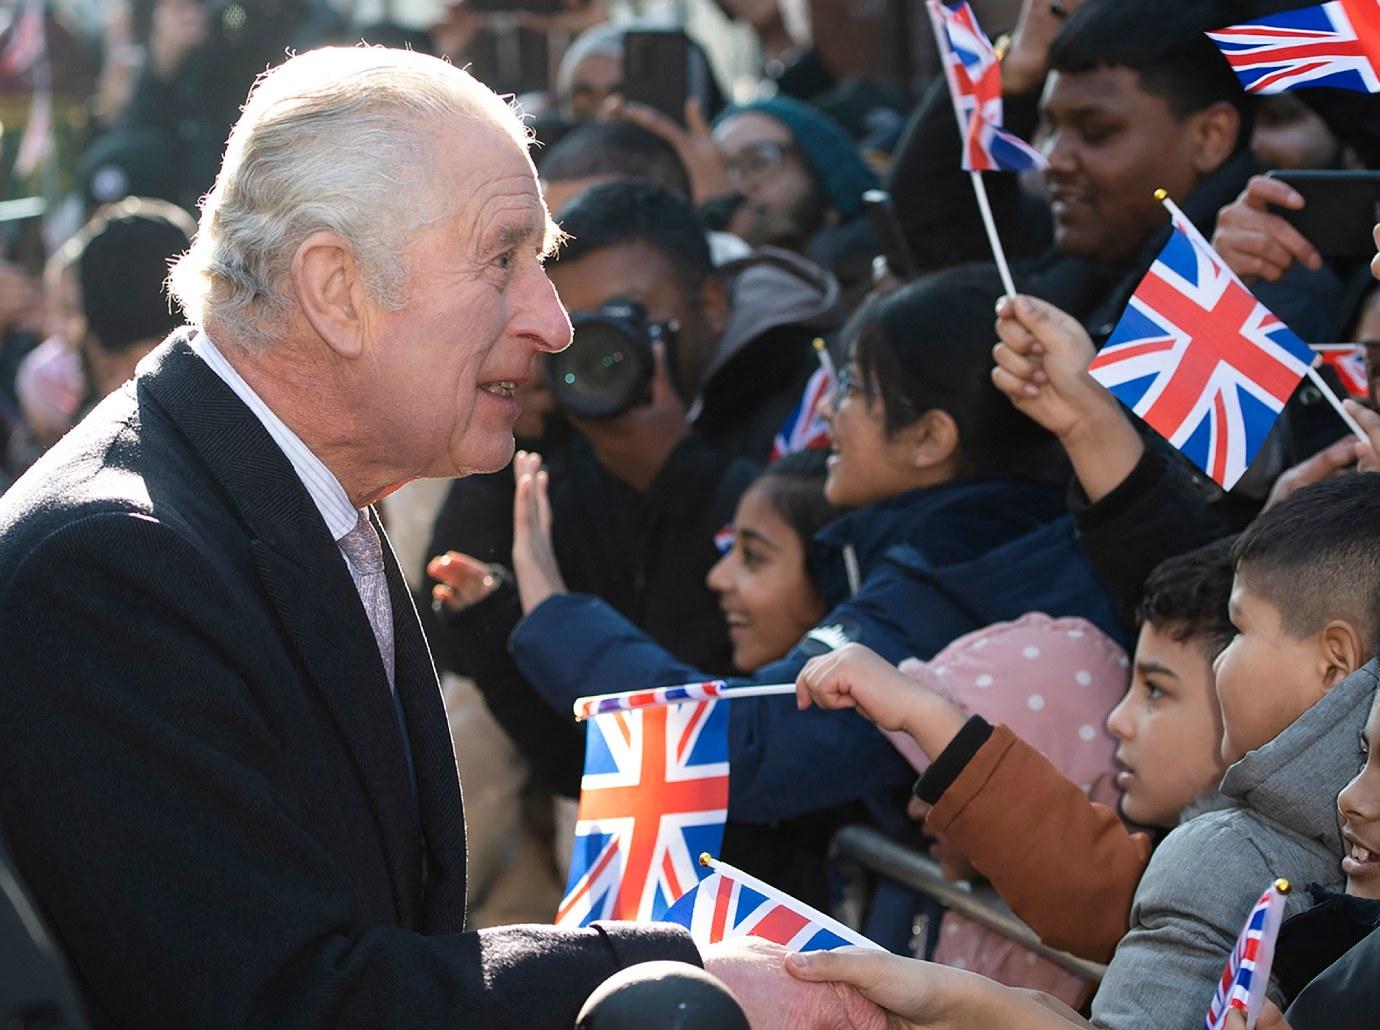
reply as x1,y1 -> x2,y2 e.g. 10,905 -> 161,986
290,231 -> 369,360
1320,620 -> 1367,689
1188,100 -> 1242,177
697,274 -> 730,337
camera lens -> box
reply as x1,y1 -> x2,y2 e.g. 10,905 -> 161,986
550,314 -> 652,419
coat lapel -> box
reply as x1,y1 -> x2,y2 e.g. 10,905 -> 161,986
377,518 -> 470,933
139,335 -> 425,926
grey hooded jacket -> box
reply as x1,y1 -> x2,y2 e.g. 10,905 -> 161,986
1090,660 -> 1379,1029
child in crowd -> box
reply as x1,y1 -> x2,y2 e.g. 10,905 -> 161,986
797,538 -> 1235,965
506,266 -> 1124,832
704,449 -> 839,675
793,474 -> 1380,1028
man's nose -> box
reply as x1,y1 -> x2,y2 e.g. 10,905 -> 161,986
520,266 -> 573,354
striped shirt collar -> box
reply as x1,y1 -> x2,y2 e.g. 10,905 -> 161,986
190,330 -> 361,542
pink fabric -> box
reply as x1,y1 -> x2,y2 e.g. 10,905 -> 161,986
16,335 -> 82,443
890,612 -> 1128,1008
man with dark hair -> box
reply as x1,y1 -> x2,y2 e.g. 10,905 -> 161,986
539,120 -> 693,215
74,197 -> 195,405
889,0 -> 1339,344
425,180 -> 845,898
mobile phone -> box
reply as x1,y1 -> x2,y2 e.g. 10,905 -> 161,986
1265,169 -> 1380,258
862,189 -> 917,280
621,30 -> 698,127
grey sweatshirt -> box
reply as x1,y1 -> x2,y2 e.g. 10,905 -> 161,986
1090,660 -> 1379,1029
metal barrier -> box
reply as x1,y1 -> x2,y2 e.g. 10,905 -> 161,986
830,824 -> 1108,983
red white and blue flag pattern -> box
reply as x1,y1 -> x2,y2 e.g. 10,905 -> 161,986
1206,0 -> 1380,94
557,701 -> 729,926
1203,880 -> 1289,1030
1088,207 -> 1314,490
663,862 -> 880,953
769,361 -> 836,463
928,0 -> 1045,172
575,681 -> 729,721
1313,344 -> 1370,398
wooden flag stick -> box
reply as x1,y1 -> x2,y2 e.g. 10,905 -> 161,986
1305,365 -> 1369,441
970,170 -> 1018,298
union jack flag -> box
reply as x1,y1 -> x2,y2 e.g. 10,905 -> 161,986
713,523 -> 736,554
557,701 -> 729,926
769,361 -> 835,463
663,859 -> 880,952
1313,344 -> 1370,398
1088,202 -> 1314,490
1206,0 -> 1380,94
927,0 -> 1045,172
575,681 -> 728,721
1204,879 -> 1290,1030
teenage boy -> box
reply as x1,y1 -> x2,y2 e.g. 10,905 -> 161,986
795,538 -> 1236,963
1089,474 -> 1380,1028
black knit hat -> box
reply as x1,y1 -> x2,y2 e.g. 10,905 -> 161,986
77,200 -> 194,353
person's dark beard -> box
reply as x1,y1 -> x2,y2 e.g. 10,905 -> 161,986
736,185 -> 828,254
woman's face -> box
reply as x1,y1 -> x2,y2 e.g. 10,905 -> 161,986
1337,692 -> 1380,900
706,483 -> 825,673
822,358 -> 932,508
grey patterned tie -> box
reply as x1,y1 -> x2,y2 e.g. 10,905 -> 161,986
339,511 -> 395,691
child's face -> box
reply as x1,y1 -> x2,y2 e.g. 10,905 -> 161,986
1337,691 -> 1380,899
1214,574 -> 1345,766
1106,622 -> 1226,827
706,484 -> 825,673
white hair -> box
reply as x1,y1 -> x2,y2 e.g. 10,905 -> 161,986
168,47 -> 531,352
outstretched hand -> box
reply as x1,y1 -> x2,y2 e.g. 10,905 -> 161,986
796,643 -> 968,761
785,948 -> 1092,1029
604,95 -> 733,204
701,938 -> 886,1030
427,551 -> 502,612
511,450 -> 567,614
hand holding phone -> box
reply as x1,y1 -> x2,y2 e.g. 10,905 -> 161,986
1265,169 -> 1380,259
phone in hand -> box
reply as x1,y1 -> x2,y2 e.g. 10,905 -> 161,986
621,29 -> 699,127
1265,169 -> 1380,259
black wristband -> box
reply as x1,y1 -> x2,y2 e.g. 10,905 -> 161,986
913,715 -> 994,805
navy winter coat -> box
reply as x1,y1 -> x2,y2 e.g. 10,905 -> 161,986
511,478 -> 1128,825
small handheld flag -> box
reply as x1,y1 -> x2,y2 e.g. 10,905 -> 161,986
769,339 -> 837,463
1207,0 -> 1380,94
557,702 -> 729,927
574,681 -> 797,721
663,854 -> 881,953
1313,344 -> 1371,399
1088,191 -> 1318,489
713,524 -> 736,554
1203,879 -> 1290,1030
927,0 -> 1046,173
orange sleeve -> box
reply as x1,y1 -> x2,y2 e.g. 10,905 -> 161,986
925,723 -> 1154,963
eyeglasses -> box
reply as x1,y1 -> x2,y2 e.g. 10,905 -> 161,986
723,140 -> 797,189
834,365 -> 881,401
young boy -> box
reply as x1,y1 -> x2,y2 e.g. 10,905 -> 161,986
1091,474 -> 1378,1028
796,538 -> 1236,963
797,475 -> 1380,1028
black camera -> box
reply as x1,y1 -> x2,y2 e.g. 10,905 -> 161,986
548,300 -> 679,420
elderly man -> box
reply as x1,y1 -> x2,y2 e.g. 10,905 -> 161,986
0,48 -> 880,1030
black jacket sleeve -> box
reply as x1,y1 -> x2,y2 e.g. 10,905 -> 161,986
1069,443 -> 1229,623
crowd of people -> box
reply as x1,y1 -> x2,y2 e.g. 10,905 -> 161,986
3,0 -> 1380,1027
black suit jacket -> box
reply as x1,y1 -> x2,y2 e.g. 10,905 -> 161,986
0,334 -> 698,1029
